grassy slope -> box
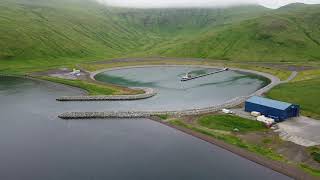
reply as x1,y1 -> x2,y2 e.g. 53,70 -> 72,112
0,0 -> 164,74
0,1 -> 320,75
147,4 -> 320,61
267,77 -> 320,119
0,0 -> 272,74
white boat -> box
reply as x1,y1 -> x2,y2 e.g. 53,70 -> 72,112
181,73 -> 192,81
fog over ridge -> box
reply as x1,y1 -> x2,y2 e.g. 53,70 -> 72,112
95,0 -> 320,9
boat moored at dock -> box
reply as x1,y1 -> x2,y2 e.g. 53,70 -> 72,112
181,67 -> 229,81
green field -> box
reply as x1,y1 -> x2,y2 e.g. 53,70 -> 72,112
198,115 -> 266,133
300,164 -> 320,177
308,146 -> 320,163
267,78 -> 320,119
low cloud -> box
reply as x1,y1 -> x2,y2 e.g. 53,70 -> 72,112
96,0 -> 320,8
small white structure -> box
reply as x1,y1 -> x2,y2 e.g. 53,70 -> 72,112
222,109 -> 233,114
257,115 -> 275,127
70,68 -> 81,76
251,111 -> 261,117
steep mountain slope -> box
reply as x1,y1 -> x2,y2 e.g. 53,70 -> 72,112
0,0 -> 319,73
148,4 -> 320,61
0,0 -> 155,61
0,0 -> 269,60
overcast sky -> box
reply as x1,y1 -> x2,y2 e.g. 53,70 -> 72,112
96,0 -> 320,8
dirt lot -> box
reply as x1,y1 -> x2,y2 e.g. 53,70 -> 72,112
276,116 -> 320,147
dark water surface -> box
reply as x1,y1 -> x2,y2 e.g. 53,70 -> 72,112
0,70 -> 290,179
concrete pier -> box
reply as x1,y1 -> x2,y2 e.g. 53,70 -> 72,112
181,68 -> 228,81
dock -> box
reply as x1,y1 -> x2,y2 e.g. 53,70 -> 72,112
181,68 -> 228,81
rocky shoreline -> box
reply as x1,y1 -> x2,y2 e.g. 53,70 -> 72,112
56,87 -> 156,101
58,96 -> 247,119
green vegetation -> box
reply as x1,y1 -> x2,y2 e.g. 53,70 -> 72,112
229,63 -> 292,81
293,69 -> 320,82
169,119 -> 283,161
0,0 -> 270,74
157,114 -> 169,120
267,78 -> 320,119
300,164 -> 320,177
144,4 -> 320,61
266,66 -> 320,119
40,76 -> 117,95
308,146 -> 320,163
1,1 -> 320,74
198,115 -> 266,133
311,152 -> 320,163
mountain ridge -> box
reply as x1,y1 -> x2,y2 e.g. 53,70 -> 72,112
0,0 -> 319,73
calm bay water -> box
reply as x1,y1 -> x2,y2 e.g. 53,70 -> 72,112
95,66 -> 269,111
0,67 -> 290,180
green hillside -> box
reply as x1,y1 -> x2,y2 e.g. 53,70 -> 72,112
0,0 -> 319,73
147,4 -> 320,61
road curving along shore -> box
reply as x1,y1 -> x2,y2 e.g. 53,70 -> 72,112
59,65 -> 283,119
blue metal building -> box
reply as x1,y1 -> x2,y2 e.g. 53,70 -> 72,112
245,96 -> 300,122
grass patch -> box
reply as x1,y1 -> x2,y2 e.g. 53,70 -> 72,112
311,152 -> 320,163
198,115 -> 266,133
81,60 -> 224,72
300,164 -> 320,177
267,78 -> 320,119
293,69 -> 320,82
157,114 -> 169,120
169,119 -> 283,161
40,76 -> 117,95
230,64 -> 292,81
308,146 -> 320,163
262,138 -> 273,144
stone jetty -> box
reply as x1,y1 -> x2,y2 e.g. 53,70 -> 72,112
56,88 -> 156,101
58,96 -> 248,119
